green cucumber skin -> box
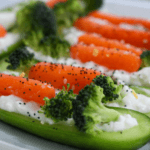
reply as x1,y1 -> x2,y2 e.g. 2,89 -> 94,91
0,108 -> 150,150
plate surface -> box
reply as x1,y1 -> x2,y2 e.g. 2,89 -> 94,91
0,0 -> 150,150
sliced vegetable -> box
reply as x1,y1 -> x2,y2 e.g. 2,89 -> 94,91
0,107 -> 150,150
70,43 -> 141,72
78,33 -> 142,56
28,62 -> 101,94
0,73 -> 55,105
74,16 -> 150,49
89,11 -> 150,30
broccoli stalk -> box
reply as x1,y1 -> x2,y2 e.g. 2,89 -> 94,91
41,85 -> 76,122
140,50 -> 150,69
16,1 -> 70,58
72,83 -> 120,135
93,75 -> 124,103
5,46 -> 36,73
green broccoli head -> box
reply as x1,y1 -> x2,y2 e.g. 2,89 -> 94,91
39,35 -> 70,58
5,46 -> 34,70
93,75 -> 123,103
53,0 -> 84,31
53,0 -> 103,34
82,0 -> 103,14
17,1 -> 57,37
72,83 -> 120,135
41,86 -> 76,122
16,1 -> 70,58
140,50 -> 150,68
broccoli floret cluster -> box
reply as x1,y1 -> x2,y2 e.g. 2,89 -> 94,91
41,86 -> 76,122
93,75 -> 123,103
72,83 -> 120,134
5,46 -> 34,70
17,1 -> 57,37
16,1 -> 70,58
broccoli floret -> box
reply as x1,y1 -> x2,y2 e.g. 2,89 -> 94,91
72,83 -> 120,135
41,85 -> 76,122
140,51 -> 150,68
53,0 -> 103,35
40,35 -> 70,58
17,1 -> 57,36
53,0 -> 84,30
16,1 -> 70,58
82,0 -> 103,15
5,46 -> 34,70
93,75 -> 123,103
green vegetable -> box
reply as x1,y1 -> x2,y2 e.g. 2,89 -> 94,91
72,83 -> 121,135
53,0 -> 103,35
16,1 -> 70,58
41,85 -> 76,122
5,46 -> 34,70
4,46 -> 38,75
93,75 -> 124,103
140,51 -> 150,69
0,107 -> 150,150
82,0 -> 103,14
0,39 -> 23,60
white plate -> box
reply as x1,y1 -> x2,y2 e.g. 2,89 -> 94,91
0,0 -> 150,150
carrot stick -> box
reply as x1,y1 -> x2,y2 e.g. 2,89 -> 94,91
28,62 -> 101,94
89,11 -> 150,31
0,24 -> 7,37
46,0 -> 67,8
78,33 -> 142,56
0,74 -> 55,105
74,17 -> 150,49
70,44 -> 141,72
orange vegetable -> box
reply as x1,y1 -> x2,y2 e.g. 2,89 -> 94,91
78,33 -> 142,56
28,62 -> 101,94
0,74 -> 55,105
0,24 -> 7,38
70,44 -> 141,72
74,17 -> 150,49
89,11 -> 150,31
46,0 -> 67,8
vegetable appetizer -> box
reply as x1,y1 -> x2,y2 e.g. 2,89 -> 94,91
1,0 -> 150,150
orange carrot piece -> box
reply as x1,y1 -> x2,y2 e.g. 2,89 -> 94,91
89,11 -> 150,30
74,17 -> 150,49
70,44 -> 141,72
46,0 -> 67,8
28,62 -> 101,94
78,33 -> 142,56
0,74 -> 55,105
0,24 -> 7,38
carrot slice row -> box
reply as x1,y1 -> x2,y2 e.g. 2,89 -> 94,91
78,33 -> 142,56
0,24 -> 7,38
74,17 -> 150,49
70,44 -> 141,72
46,0 -> 67,8
89,11 -> 150,31
0,74 -> 55,105
28,62 -> 101,94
